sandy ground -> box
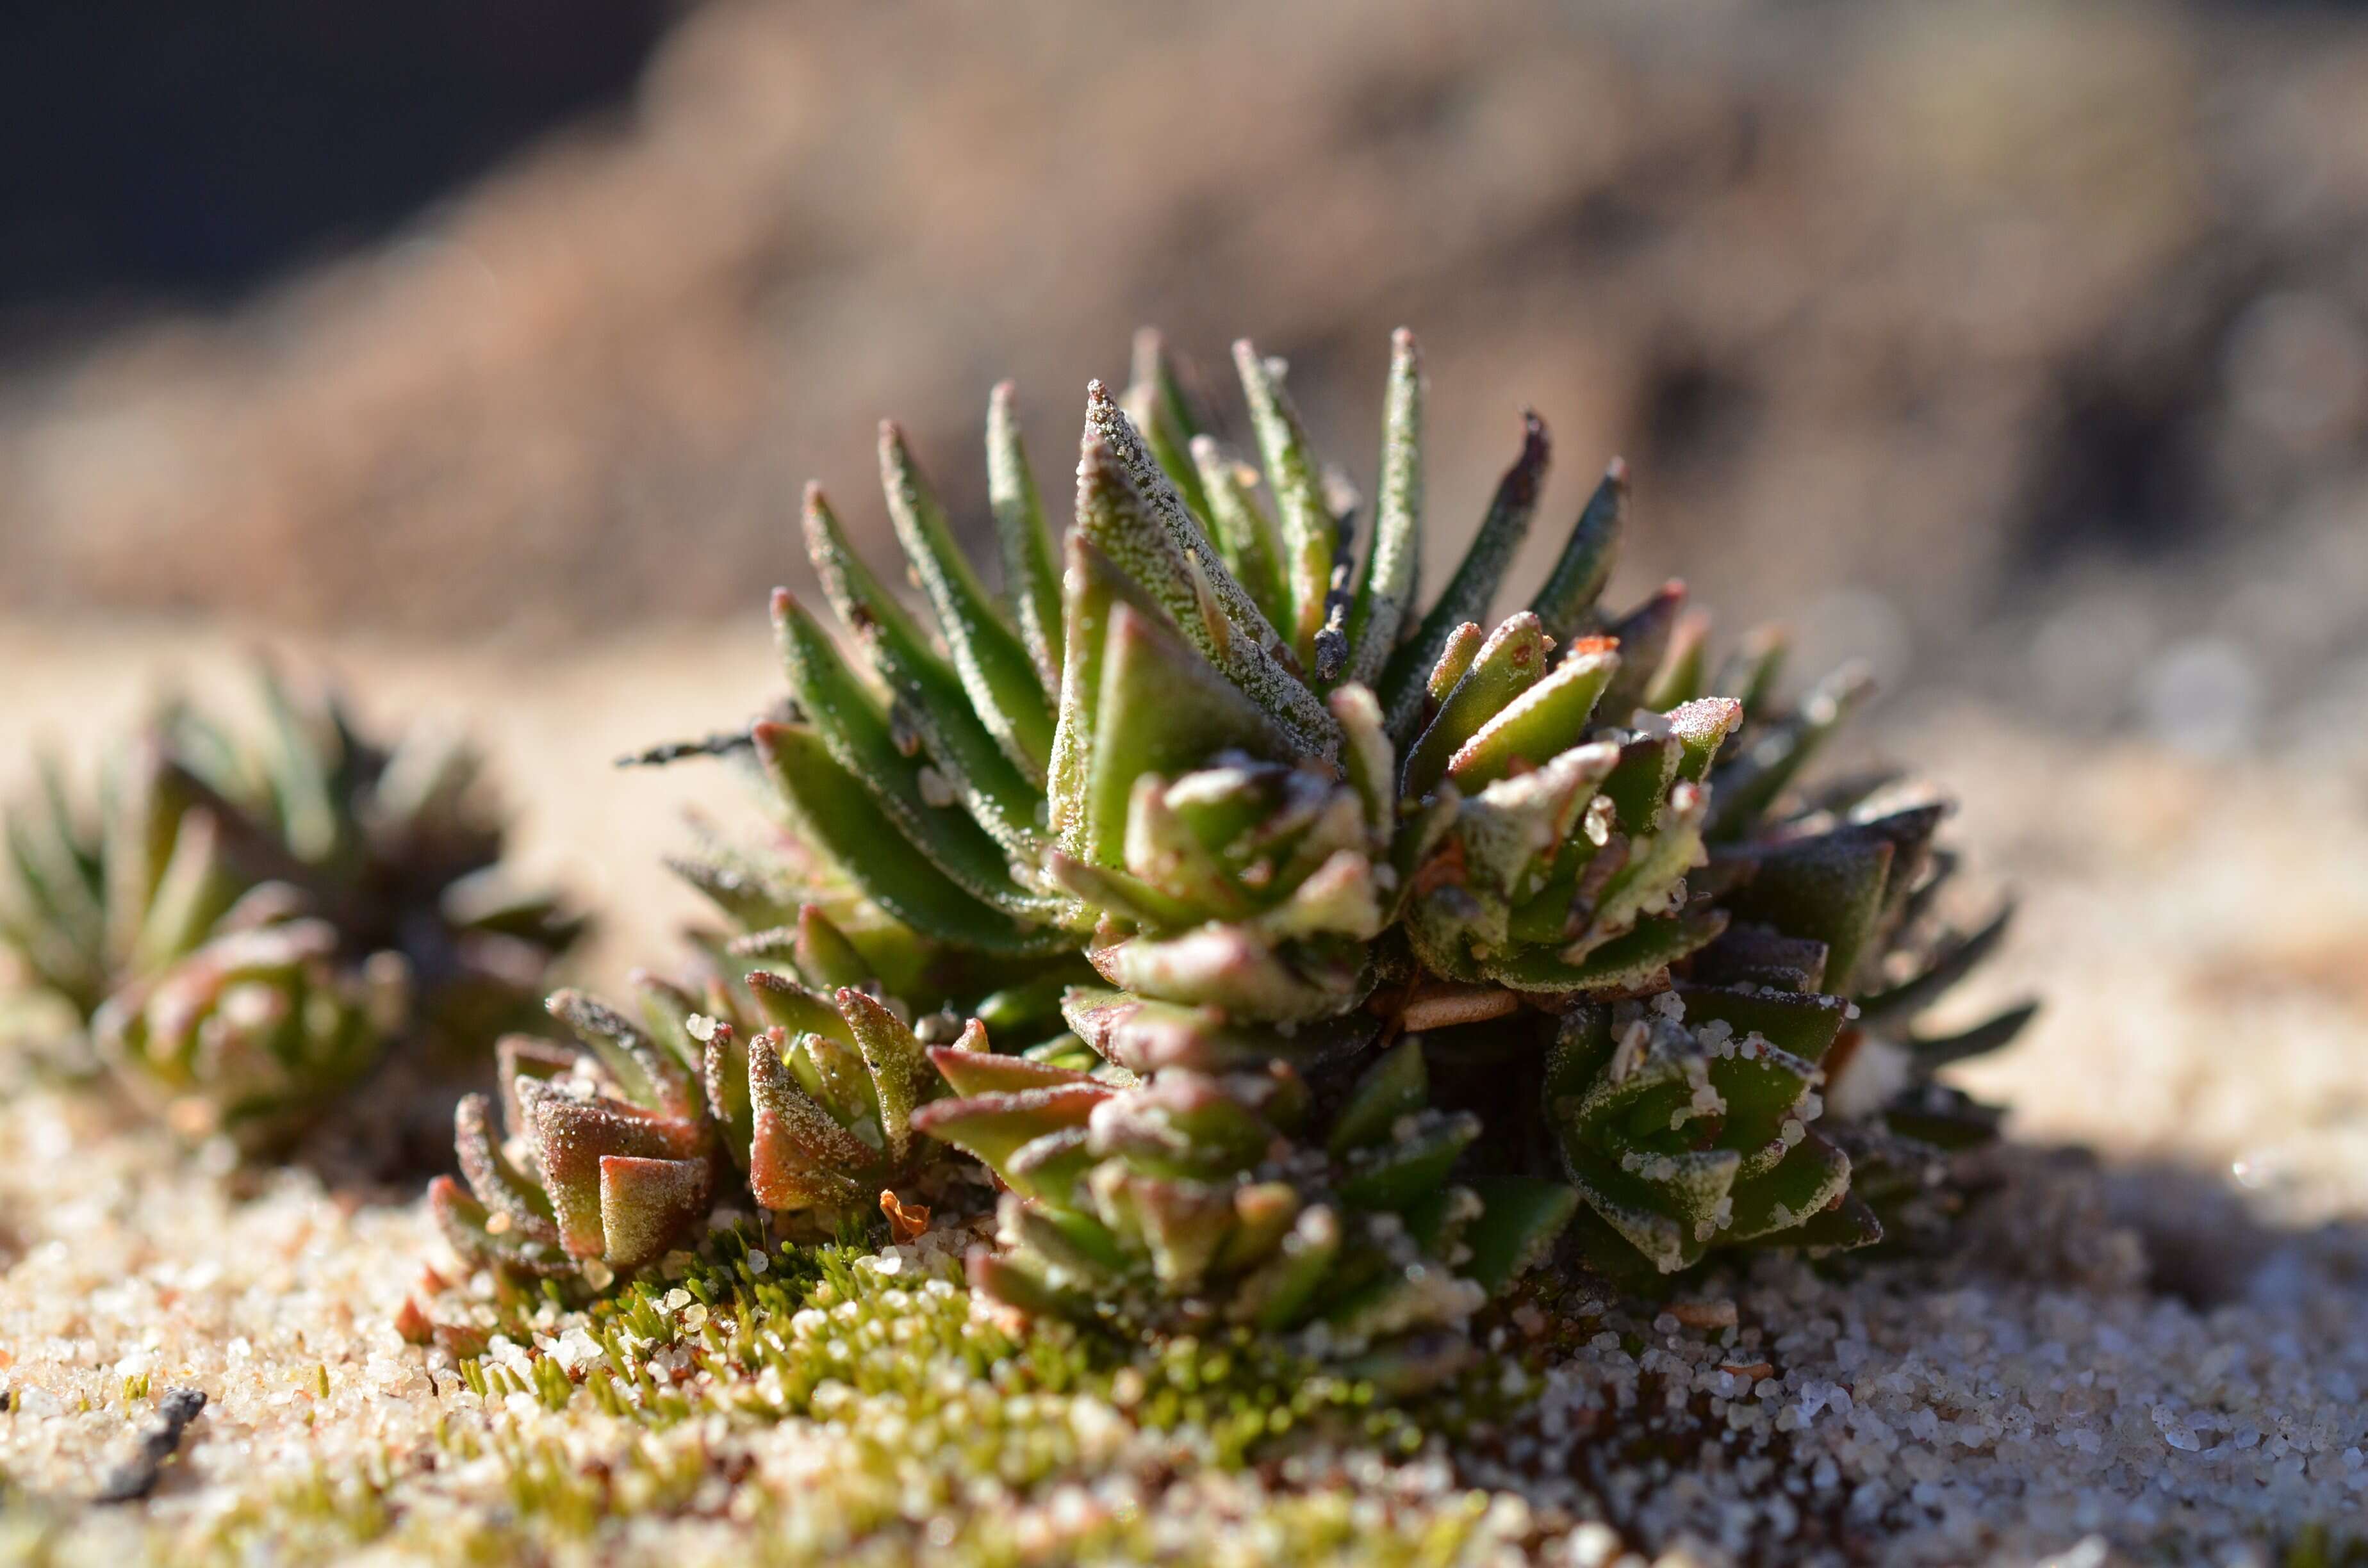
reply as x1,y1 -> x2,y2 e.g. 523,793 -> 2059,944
2,620 -> 2367,1564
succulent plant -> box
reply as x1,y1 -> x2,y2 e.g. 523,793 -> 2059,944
595,323 -> 2025,1316
432,990 -> 715,1282
914,1037 -> 1574,1380
92,916 -> 406,1147
1,664 -> 584,1145
632,928 -> 971,1239
1541,986 -> 1871,1277
757,334 -> 1740,1034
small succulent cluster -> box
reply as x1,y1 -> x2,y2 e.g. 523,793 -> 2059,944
0,668 -> 582,1149
438,327 -> 2026,1369
432,908 -> 968,1278
917,1037 -> 1577,1386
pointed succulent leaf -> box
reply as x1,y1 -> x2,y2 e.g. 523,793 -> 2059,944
1062,987 -> 1373,1075
495,1033 -> 578,1141
1335,1110 -> 1480,1211
1230,1205 -> 1343,1330
1459,1177 -> 1581,1293
1493,907 -> 1729,993
1668,697 -> 1745,784
1642,612 -> 1711,712
598,1155 -> 716,1272
1713,626 -> 1789,717
1425,623 -> 1485,708
968,1247 -> 1096,1323
1232,340 -> 1336,665
1691,922 -> 1830,993
1597,583 -> 1687,721
1584,781 -> 1711,940
1718,830 -> 1896,996
1447,642 -> 1621,790
789,904 -> 873,991
1249,850 -> 1384,942
771,591 -> 1053,920
1904,1000 -> 2039,1067
805,486 -> 1048,849
1452,742 -> 1618,898
1328,684 -> 1397,843
910,1081 -> 1115,1196
698,1020 -> 753,1169
745,1027 -> 882,1213
454,1092 -> 559,1238
1046,851 -> 1203,931
752,722 -> 1062,955
1188,436 -> 1290,628
1344,329 -> 1426,690
1088,924 -> 1361,1023
879,421 -> 1058,774
1208,1180 -> 1304,1276
547,988 -> 698,1122
926,1043 -> 1094,1098
987,381 -> 1066,692
1529,458 -> 1627,641
744,968 -> 855,1043
1379,413 -> 1550,742
431,1177 -> 572,1277
1099,1168 -> 1233,1288
1007,1189 -> 1133,1277
1084,601 -> 1295,864
1081,385 -> 1338,756
1085,1070 -> 1281,1179
1706,664 -> 1875,840
1122,328 -> 1215,525
1328,1036 -> 1429,1157
524,1083 -> 703,1261
127,808 -> 236,980
1122,778 -> 1258,919
1675,984 -> 1850,1066
835,987 -> 932,1164
1721,1133 -> 1852,1245
1402,614 -> 1554,803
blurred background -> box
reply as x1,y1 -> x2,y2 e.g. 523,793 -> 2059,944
4,0 -> 2365,1169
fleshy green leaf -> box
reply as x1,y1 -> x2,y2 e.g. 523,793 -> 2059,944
1122,329 -> 1215,527
1233,339 -> 1336,667
1344,329 -> 1425,692
879,421 -> 1058,776
988,381 -> 1065,692
1379,412 -> 1550,742
804,486 -> 1048,849
1190,436 -> 1290,633
771,590 -> 1055,922
1529,457 -> 1627,642
752,721 -> 1064,955
1402,614 -> 1553,802
1076,397 -> 1338,760
1446,641 -> 1621,790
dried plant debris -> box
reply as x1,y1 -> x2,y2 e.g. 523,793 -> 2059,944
0,663 -> 584,1151
90,1388 -> 206,1505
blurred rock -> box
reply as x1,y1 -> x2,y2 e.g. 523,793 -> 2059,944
0,0 -> 2360,740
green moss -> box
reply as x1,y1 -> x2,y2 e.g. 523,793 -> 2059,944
196,1466 -> 397,1564
375,1223 -> 1558,1557
2287,1524 -> 2368,1568
452,1224 -> 1505,1459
